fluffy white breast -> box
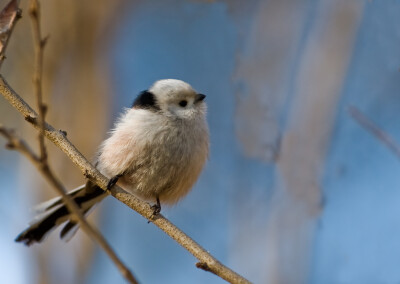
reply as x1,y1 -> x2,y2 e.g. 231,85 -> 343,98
97,107 -> 209,205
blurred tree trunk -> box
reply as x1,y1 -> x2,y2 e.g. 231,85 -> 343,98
229,0 -> 308,282
232,0 -> 308,162
266,1 -> 363,283
230,0 -> 363,282
1,0 -> 129,283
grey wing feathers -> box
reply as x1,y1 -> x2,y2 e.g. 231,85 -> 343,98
33,184 -> 86,213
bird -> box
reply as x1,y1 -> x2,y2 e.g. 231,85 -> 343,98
15,79 -> 209,246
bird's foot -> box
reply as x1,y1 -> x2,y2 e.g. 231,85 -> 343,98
150,203 -> 161,215
148,197 -> 161,223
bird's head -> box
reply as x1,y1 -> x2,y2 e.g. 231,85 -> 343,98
132,79 -> 206,120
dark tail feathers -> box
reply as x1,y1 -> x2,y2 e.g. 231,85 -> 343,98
15,183 -> 106,246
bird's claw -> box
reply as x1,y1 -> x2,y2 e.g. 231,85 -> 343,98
150,203 -> 161,215
148,197 -> 161,223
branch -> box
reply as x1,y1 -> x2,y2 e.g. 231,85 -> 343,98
0,75 -> 251,284
0,126 -> 139,284
0,1 -> 138,283
348,106 -> 400,159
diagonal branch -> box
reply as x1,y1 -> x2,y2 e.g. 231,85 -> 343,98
0,1 -> 138,283
0,126 -> 139,284
348,106 -> 400,159
0,75 -> 250,284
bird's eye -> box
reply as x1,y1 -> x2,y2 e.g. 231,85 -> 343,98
179,100 -> 188,107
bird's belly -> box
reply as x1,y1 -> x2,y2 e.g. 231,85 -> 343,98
118,142 -> 206,205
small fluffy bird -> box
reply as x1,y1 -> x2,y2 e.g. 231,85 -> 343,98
16,79 -> 209,245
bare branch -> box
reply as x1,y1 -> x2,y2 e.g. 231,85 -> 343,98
0,2 -> 136,281
0,126 -> 138,284
29,0 -> 47,162
0,1 -> 138,283
0,0 -> 21,68
0,75 -> 250,284
348,106 -> 400,159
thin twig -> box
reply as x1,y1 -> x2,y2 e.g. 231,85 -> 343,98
0,126 -> 138,284
348,106 -> 400,159
29,0 -> 47,162
0,75 -> 250,284
21,1 -> 138,283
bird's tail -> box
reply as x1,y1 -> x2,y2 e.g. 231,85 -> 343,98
15,181 -> 106,246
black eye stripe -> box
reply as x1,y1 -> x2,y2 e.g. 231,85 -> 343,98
132,90 -> 160,111
179,100 -> 188,107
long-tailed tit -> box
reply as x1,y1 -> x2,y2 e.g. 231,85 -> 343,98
16,79 -> 209,245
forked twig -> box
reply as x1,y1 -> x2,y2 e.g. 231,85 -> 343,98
0,0 -> 139,283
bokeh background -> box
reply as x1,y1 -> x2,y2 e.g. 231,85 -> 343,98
1,0 -> 400,283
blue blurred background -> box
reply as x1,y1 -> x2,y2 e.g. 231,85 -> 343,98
1,0 -> 400,283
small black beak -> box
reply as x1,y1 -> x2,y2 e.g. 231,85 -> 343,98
195,93 -> 206,102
